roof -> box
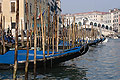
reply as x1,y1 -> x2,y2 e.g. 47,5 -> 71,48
73,11 -> 109,15
62,11 -> 109,16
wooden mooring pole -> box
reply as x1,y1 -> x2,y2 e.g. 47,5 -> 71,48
0,20 -> 1,46
79,25 -> 82,46
40,4 -> 45,60
52,11 -> 55,55
2,16 -> 5,54
25,0 -> 30,79
72,17 -> 75,48
34,0 -> 37,79
30,16 -> 33,48
57,15 -> 59,52
21,19 -> 24,47
55,14 -> 57,52
76,24 -> 78,47
47,6 -> 50,55
85,24 -> 87,42
81,25 -> 84,44
67,19 -> 69,49
13,0 -> 19,79
62,16 -> 65,52
69,19 -> 71,49
11,17 -> 12,35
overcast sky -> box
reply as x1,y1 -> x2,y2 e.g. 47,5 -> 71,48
61,0 -> 120,14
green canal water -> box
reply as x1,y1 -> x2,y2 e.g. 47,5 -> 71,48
0,38 -> 120,80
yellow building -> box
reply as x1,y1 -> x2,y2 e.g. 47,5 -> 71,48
0,0 -> 61,36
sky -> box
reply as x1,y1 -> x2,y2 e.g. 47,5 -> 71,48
61,0 -> 120,14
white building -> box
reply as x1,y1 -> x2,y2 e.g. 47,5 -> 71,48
63,11 -> 111,29
62,9 -> 120,33
109,8 -> 120,32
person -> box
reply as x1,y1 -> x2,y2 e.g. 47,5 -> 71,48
7,27 -> 10,35
86,37 -> 89,43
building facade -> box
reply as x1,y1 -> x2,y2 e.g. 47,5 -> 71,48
63,8 -> 120,33
0,0 -> 62,36
109,8 -> 120,32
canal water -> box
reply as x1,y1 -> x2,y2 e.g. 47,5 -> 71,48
0,38 -> 120,80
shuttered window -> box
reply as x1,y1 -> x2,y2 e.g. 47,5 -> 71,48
11,2 -> 15,12
0,3 -> 2,13
11,23 -> 16,29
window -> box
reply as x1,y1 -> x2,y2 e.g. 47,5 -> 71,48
11,23 -> 16,29
0,3 -> 2,13
25,3 -> 26,13
11,2 -> 15,12
110,20 -> 111,23
30,3 -> 32,14
37,7 -> 38,16
25,23 -> 27,30
117,19 -> 118,22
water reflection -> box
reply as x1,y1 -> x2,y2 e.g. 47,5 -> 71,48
0,39 -> 120,80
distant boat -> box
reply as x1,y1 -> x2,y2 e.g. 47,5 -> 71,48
113,36 -> 118,39
117,35 -> 120,38
88,38 -> 105,46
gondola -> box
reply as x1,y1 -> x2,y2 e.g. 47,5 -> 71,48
0,44 -> 89,70
88,38 -> 106,46
0,35 -> 15,54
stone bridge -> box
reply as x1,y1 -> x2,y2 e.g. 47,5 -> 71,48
81,25 -> 115,36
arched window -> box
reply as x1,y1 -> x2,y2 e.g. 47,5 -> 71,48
83,21 -> 86,25
98,24 -> 101,27
90,22 -> 93,25
78,22 -> 82,26
94,23 -> 97,27
106,25 -> 108,29
102,24 -> 104,28
110,26 -> 112,30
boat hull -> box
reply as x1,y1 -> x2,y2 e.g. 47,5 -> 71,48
0,44 -> 89,70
